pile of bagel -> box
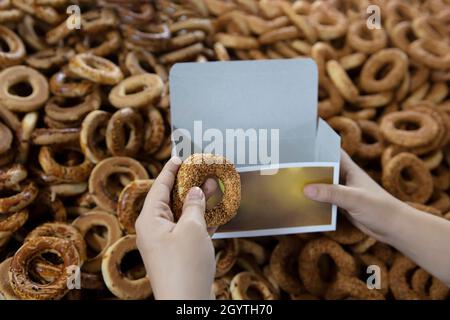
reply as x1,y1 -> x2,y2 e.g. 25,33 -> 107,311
0,0 -> 449,300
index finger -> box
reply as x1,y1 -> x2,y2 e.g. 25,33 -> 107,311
142,157 -> 181,212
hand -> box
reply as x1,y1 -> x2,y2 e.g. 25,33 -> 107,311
135,157 -> 218,300
303,150 -> 409,242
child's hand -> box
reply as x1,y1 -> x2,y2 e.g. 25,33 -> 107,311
303,150 -> 406,242
135,157 -> 218,300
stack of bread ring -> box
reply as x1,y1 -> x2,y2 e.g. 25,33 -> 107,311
0,0 -> 449,300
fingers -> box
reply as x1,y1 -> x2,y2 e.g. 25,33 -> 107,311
202,178 -> 219,200
141,157 -> 181,218
175,187 -> 207,232
303,183 -> 363,212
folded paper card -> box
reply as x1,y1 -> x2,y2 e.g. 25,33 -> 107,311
169,59 -> 340,238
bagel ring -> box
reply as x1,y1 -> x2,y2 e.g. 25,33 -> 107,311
68,53 -> 124,85
80,110 -> 111,164
109,74 -> 163,109
173,154 -> 241,228
214,238 -> 239,278
0,181 -> 38,214
230,271 -> 278,300
380,111 -> 439,148
88,157 -> 149,212
49,67 -> 94,98
101,235 -> 151,300
9,236 -> 80,300
382,152 -> 433,204
72,210 -> 122,273
25,222 -> 87,263
269,237 -> 303,295
0,25 -> 26,67
298,237 -> 357,296
38,146 -> 94,183
44,89 -> 101,123
106,108 -> 143,157
360,48 -> 408,93
327,116 -> 362,157
0,65 -> 49,112
117,179 -> 154,234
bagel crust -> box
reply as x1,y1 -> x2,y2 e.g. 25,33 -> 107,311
172,154 -> 241,227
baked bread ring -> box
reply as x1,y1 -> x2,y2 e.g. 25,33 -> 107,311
325,273 -> 385,300
298,237 -> 357,296
117,179 -> 154,234
0,25 -> 26,67
49,67 -> 95,98
109,74 -> 163,109
31,128 -> 80,146
101,235 -> 152,300
269,237 -> 303,295
9,236 -> 80,300
72,210 -> 122,273
143,106 -> 165,154
0,164 -> 27,189
0,65 -> 49,112
0,181 -> 38,214
380,111 -> 439,148
230,271 -> 278,300
214,238 -> 239,278
172,154 -> 241,227
0,122 -> 13,154
327,116 -> 362,157
88,157 -> 149,212
0,208 -> 28,233
382,152 -> 433,204
360,48 -> 408,93
68,53 -> 124,85
38,145 -> 94,183
0,258 -> 20,300
80,110 -> 111,164
45,89 -> 101,122
25,222 -> 87,263
106,108 -> 143,157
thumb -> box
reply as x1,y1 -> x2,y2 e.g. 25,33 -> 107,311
176,187 -> 207,230
303,184 -> 363,212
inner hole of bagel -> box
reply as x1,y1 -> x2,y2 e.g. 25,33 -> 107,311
120,250 -> 146,280
405,28 -> 417,42
318,86 -> 330,100
122,124 -> 132,144
138,59 -> 156,73
85,57 -> 103,70
53,149 -> 84,166
318,254 -> 337,283
41,252 -> 63,265
394,119 -> 420,131
85,226 -> 108,257
106,173 -> 130,200
125,83 -> 147,95
8,81 -> 33,97
202,176 -> 224,210
400,166 -> 416,182
375,62 -> 394,80
423,275 -> 433,294
59,97 -> 84,108
0,37 -> 10,52
246,284 -> 264,300
358,27 -> 373,41
330,36 -> 346,49
362,131 -> 377,144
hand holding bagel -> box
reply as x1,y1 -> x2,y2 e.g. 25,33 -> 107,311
135,156 -> 223,300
